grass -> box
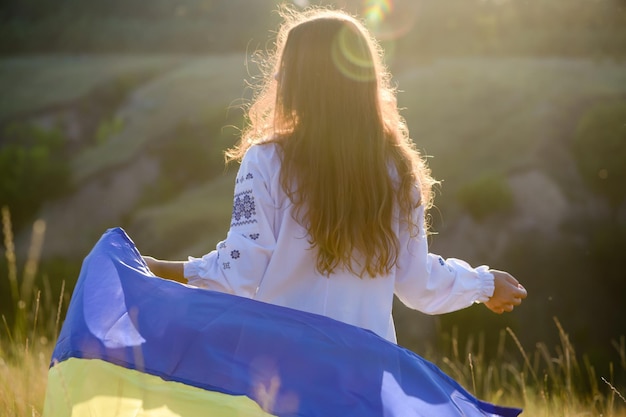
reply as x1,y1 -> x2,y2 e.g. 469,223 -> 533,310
0,340 -> 52,417
1,206 -> 63,416
423,323 -> 626,416
1,207 -> 626,416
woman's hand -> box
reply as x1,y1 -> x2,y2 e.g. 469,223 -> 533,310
484,270 -> 527,314
142,256 -> 187,284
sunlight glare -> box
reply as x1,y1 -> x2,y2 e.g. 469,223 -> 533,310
364,0 -> 393,28
331,26 -> 376,82
361,0 -> 415,49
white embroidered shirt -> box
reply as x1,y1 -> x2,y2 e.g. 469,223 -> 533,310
184,143 -> 495,343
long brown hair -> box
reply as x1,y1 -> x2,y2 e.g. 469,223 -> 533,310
227,7 -> 436,277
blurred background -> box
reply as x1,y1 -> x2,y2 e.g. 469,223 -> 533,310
0,0 -> 625,380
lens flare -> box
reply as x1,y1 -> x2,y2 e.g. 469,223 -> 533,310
362,0 -> 416,44
364,0 -> 393,28
331,26 -> 376,82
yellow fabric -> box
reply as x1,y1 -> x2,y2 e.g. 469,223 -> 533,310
43,358 -> 276,417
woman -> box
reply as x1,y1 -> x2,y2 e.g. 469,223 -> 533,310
144,7 -> 527,344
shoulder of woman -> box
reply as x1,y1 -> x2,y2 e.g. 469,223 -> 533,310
239,142 -> 283,184
244,141 -> 280,163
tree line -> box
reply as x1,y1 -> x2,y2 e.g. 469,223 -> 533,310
0,0 -> 624,56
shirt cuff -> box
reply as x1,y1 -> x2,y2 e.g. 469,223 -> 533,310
474,265 -> 495,303
183,255 -> 213,289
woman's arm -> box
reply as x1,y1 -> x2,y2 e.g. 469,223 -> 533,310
143,256 -> 187,284
394,204 -> 527,315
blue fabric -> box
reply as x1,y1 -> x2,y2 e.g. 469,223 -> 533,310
51,227 -> 522,417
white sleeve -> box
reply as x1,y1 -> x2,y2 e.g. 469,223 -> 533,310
183,146 -> 276,298
394,204 -> 495,315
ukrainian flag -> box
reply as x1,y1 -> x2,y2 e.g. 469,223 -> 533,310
43,227 -> 522,417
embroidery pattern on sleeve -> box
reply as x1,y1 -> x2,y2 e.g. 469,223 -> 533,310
231,189 -> 257,227
235,172 -> 254,184
438,256 -> 454,273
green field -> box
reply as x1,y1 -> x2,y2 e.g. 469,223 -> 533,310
0,55 -> 185,122
396,57 -> 626,193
